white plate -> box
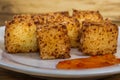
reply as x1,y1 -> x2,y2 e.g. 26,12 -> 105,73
0,26 -> 120,79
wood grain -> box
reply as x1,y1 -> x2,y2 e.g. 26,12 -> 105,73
0,0 -> 120,15
0,0 -> 120,26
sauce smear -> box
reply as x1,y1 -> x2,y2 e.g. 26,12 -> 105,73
56,54 -> 120,69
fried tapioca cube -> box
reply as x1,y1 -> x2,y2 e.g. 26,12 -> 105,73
5,14 -> 38,53
79,20 -> 118,55
37,23 -> 71,59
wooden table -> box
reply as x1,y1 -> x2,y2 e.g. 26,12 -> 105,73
0,0 -> 120,80
0,68 -> 45,80
0,68 -> 120,80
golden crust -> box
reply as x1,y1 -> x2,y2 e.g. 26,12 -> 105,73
73,9 -> 103,22
32,11 -> 69,25
37,23 -> 71,59
5,15 -> 38,53
79,20 -> 118,55
33,12 -> 80,48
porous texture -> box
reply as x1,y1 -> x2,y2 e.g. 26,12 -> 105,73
62,17 -> 80,47
5,14 -> 38,53
37,23 -> 71,59
79,20 -> 118,55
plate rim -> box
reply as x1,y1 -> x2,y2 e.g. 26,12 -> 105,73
0,59 -> 120,78
0,26 -> 120,78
